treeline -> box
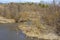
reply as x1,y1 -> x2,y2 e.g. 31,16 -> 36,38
0,2 -> 49,22
0,2 -> 60,23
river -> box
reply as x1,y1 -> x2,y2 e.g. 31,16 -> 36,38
0,23 -> 27,40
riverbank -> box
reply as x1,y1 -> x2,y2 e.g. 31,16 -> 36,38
0,16 -> 15,23
18,23 -> 60,40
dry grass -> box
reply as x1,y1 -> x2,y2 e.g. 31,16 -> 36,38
18,11 -> 60,39
0,3 -> 60,39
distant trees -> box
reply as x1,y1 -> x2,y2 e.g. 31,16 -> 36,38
0,3 -> 21,22
39,0 -> 49,8
7,3 -> 21,22
39,3 -> 49,8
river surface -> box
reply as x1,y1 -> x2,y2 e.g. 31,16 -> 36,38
0,23 -> 27,40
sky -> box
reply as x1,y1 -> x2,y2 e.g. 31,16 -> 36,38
0,0 -> 53,3
20,0 -> 53,2
0,0 -> 59,3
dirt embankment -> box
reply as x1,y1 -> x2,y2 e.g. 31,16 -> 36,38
0,16 -> 15,23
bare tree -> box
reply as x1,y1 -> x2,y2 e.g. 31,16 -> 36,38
52,0 -> 57,14
53,0 -> 56,6
53,0 -> 56,10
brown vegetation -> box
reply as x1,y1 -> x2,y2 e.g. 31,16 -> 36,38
0,2 -> 60,39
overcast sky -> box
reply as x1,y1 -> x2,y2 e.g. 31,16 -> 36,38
0,0 -> 59,3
